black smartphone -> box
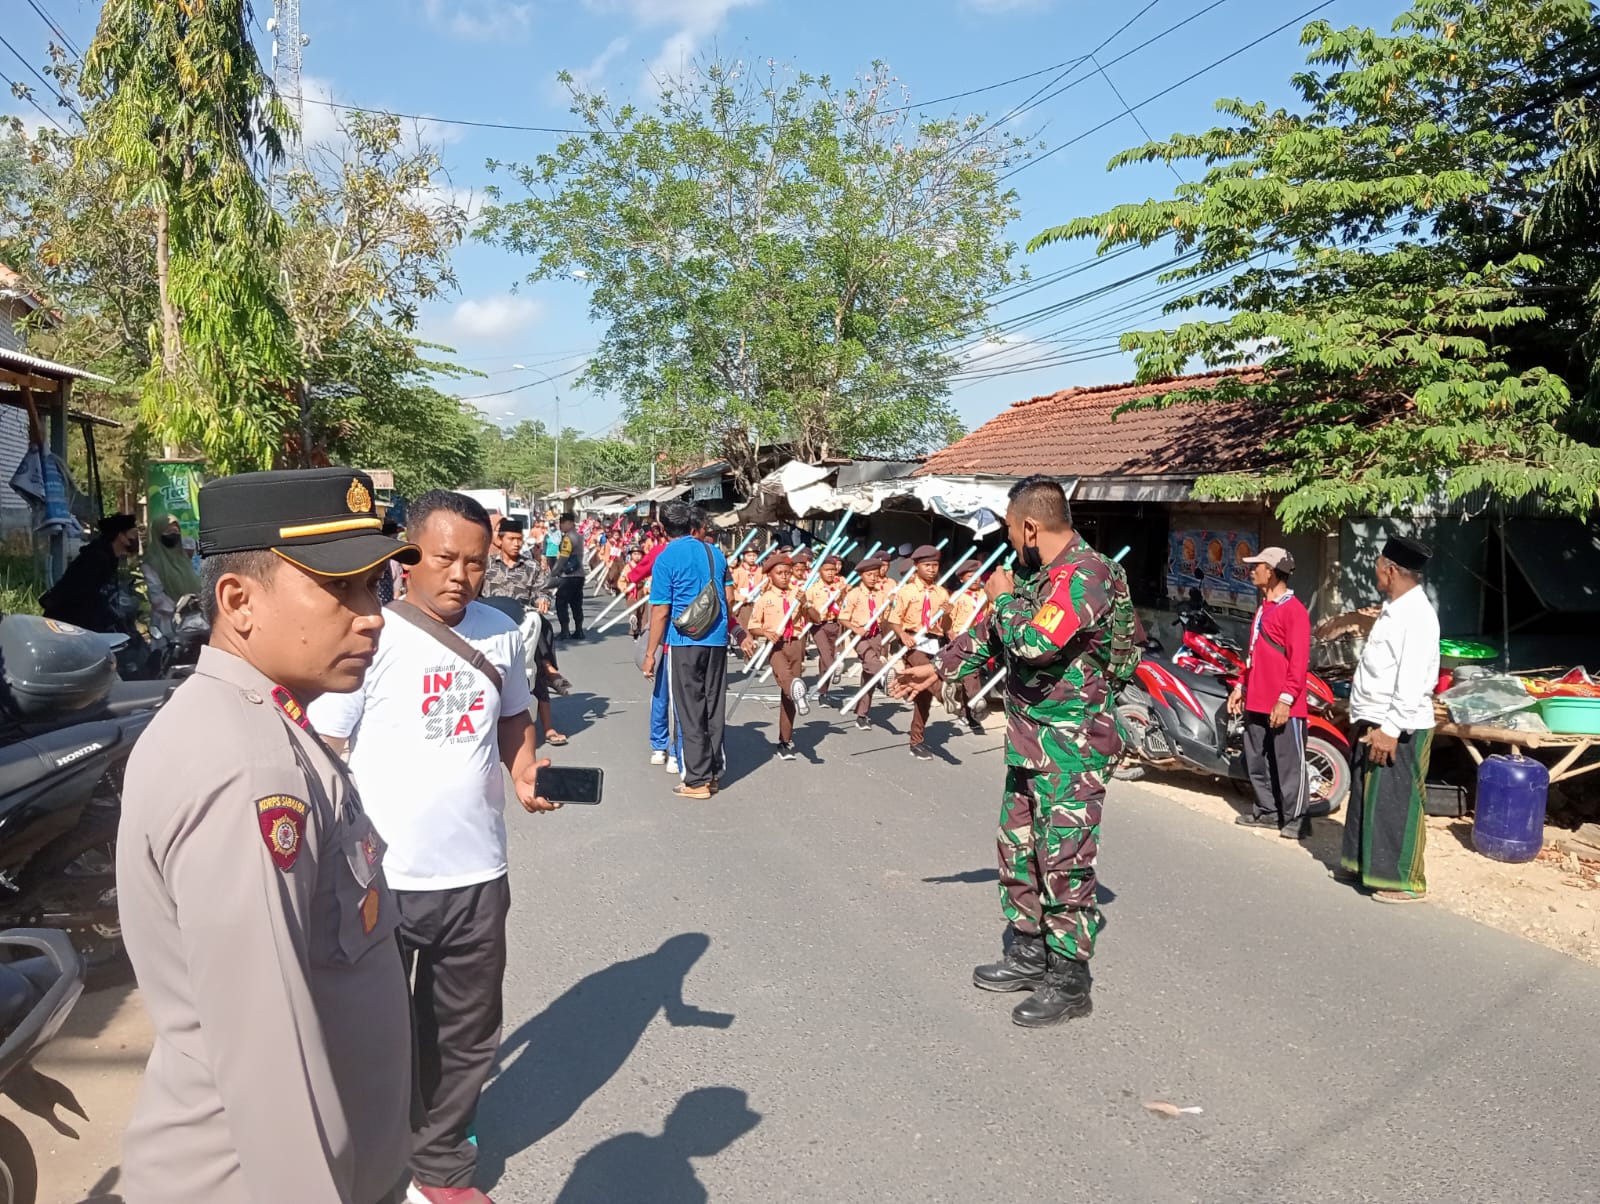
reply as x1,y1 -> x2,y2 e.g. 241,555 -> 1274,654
538,765 -> 604,804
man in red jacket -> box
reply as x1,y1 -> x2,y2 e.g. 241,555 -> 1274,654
1228,547 -> 1314,839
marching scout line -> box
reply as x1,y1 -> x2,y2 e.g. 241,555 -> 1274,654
593,511 -> 1027,758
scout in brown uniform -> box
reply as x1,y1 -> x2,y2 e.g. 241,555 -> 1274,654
115,469 -> 422,1204
749,554 -> 809,760
946,559 -> 992,735
838,556 -> 896,731
892,544 -> 951,760
804,555 -> 849,704
731,546 -> 765,641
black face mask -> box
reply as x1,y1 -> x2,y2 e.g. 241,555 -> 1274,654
160,531 -> 182,548
1017,527 -> 1044,579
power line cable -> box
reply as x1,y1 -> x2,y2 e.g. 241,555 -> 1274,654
300,95 -> 593,136
24,0 -> 82,60
0,31 -> 81,123
999,0 -> 1339,184
1091,54 -> 1186,186
0,66 -> 67,134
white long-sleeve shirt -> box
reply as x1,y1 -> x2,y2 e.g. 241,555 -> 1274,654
1349,584 -> 1440,737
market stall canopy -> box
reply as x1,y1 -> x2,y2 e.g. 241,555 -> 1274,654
718,458 -> 1031,534
628,482 -> 691,506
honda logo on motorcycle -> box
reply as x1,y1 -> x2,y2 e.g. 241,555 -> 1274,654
53,742 -> 104,767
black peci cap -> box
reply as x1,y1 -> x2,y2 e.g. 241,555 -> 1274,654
199,468 -> 420,577
498,516 -> 525,534
1381,535 -> 1432,573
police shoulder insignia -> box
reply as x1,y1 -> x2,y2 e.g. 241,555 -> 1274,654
346,477 -> 372,514
256,795 -> 309,871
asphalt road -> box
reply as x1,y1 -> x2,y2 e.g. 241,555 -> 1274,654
483,628 -> 1600,1204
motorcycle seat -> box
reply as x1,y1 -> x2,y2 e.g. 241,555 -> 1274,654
0,742 -> 52,800
0,956 -> 49,1039
101,678 -> 175,717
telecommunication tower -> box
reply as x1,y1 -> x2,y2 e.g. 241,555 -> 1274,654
267,0 -> 306,168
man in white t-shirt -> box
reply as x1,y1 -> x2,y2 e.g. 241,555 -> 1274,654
309,490 -> 557,1204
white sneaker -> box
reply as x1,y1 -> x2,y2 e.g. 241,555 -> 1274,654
650,750 -> 666,766
791,677 -> 810,717
666,756 -> 680,774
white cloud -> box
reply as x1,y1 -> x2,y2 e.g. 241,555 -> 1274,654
422,0 -> 533,39
407,182 -> 485,224
571,36 -> 632,91
445,295 -> 545,340
585,0 -> 760,83
296,75 -> 345,150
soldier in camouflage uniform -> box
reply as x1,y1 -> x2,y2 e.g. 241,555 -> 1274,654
893,475 -> 1139,1027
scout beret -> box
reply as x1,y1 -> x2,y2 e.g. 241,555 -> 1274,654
1381,535 -> 1432,572
793,547 -> 815,560
199,467 -> 420,577
956,559 -> 981,575
856,556 -> 887,572
821,555 -> 843,569
498,516 -> 525,534
910,544 -> 941,562
765,554 -> 794,569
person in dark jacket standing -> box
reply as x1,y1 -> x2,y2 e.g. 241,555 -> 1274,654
1228,547 -> 1315,838
552,511 -> 587,639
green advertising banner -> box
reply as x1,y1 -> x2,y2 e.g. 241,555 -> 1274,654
147,461 -> 204,542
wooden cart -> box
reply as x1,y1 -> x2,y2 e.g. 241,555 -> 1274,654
1433,720 -> 1600,784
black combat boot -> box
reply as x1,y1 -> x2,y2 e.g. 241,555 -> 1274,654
1011,952 -> 1093,1027
972,928 -> 1047,992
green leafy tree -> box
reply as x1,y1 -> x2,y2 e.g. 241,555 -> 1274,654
478,60 -> 1019,488
79,0 -> 299,471
1033,0 -> 1600,530
339,384 -> 483,496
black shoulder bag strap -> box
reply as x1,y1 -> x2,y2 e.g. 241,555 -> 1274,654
387,600 -> 504,694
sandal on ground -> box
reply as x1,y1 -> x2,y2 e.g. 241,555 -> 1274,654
545,733 -> 569,746
1372,888 -> 1426,904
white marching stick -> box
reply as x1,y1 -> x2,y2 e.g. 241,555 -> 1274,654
598,591 -> 650,632
970,666 -> 1008,707
592,585 -> 633,628
840,542 -> 1006,713
742,513 -> 855,677
816,540 -> 977,692
758,578 -> 852,683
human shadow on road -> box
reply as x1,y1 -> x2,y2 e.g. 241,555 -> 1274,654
714,720 -> 775,791
552,691 -> 611,738
476,933 -> 735,1190
553,1087 -> 761,1204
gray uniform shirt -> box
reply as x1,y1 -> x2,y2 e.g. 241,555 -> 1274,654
116,646 -> 412,1204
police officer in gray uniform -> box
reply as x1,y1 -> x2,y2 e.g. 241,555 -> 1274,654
116,468 -> 422,1204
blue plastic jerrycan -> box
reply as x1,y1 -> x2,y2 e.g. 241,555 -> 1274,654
1472,753 -> 1550,863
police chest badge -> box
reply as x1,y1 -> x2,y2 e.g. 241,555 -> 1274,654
256,795 -> 309,871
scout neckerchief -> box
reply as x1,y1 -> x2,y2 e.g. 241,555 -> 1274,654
781,584 -> 800,641
919,580 -> 933,629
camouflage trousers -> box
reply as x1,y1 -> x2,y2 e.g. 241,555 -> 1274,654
997,752 -> 1110,962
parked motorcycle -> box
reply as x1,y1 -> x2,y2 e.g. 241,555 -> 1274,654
0,929 -> 87,1204
1117,638 -> 1353,815
1167,590 -> 1340,714
0,615 -> 169,987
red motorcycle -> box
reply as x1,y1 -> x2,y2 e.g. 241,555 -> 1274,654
1117,599 -> 1351,814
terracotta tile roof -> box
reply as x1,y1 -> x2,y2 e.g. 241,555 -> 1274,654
918,369 -> 1292,480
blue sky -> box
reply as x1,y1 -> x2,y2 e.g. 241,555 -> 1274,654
11,0 -> 1399,444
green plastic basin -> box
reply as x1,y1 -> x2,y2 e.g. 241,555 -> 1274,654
1537,696 -> 1600,735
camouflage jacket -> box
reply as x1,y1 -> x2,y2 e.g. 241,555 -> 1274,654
483,554 -> 553,607
937,535 -> 1140,771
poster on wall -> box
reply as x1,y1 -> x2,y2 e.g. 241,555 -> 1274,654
147,461 -> 203,543
1167,528 -> 1260,611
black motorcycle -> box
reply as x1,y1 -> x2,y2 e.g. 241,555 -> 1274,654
0,615 -> 170,988
0,929 -> 87,1204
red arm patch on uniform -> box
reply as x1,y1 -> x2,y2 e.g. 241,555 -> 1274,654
256,795 -> 308,871
1028,572 -> 1083,647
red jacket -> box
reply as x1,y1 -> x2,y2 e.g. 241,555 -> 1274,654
1242,590 -> 1311,718
626,544 -> 665,587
